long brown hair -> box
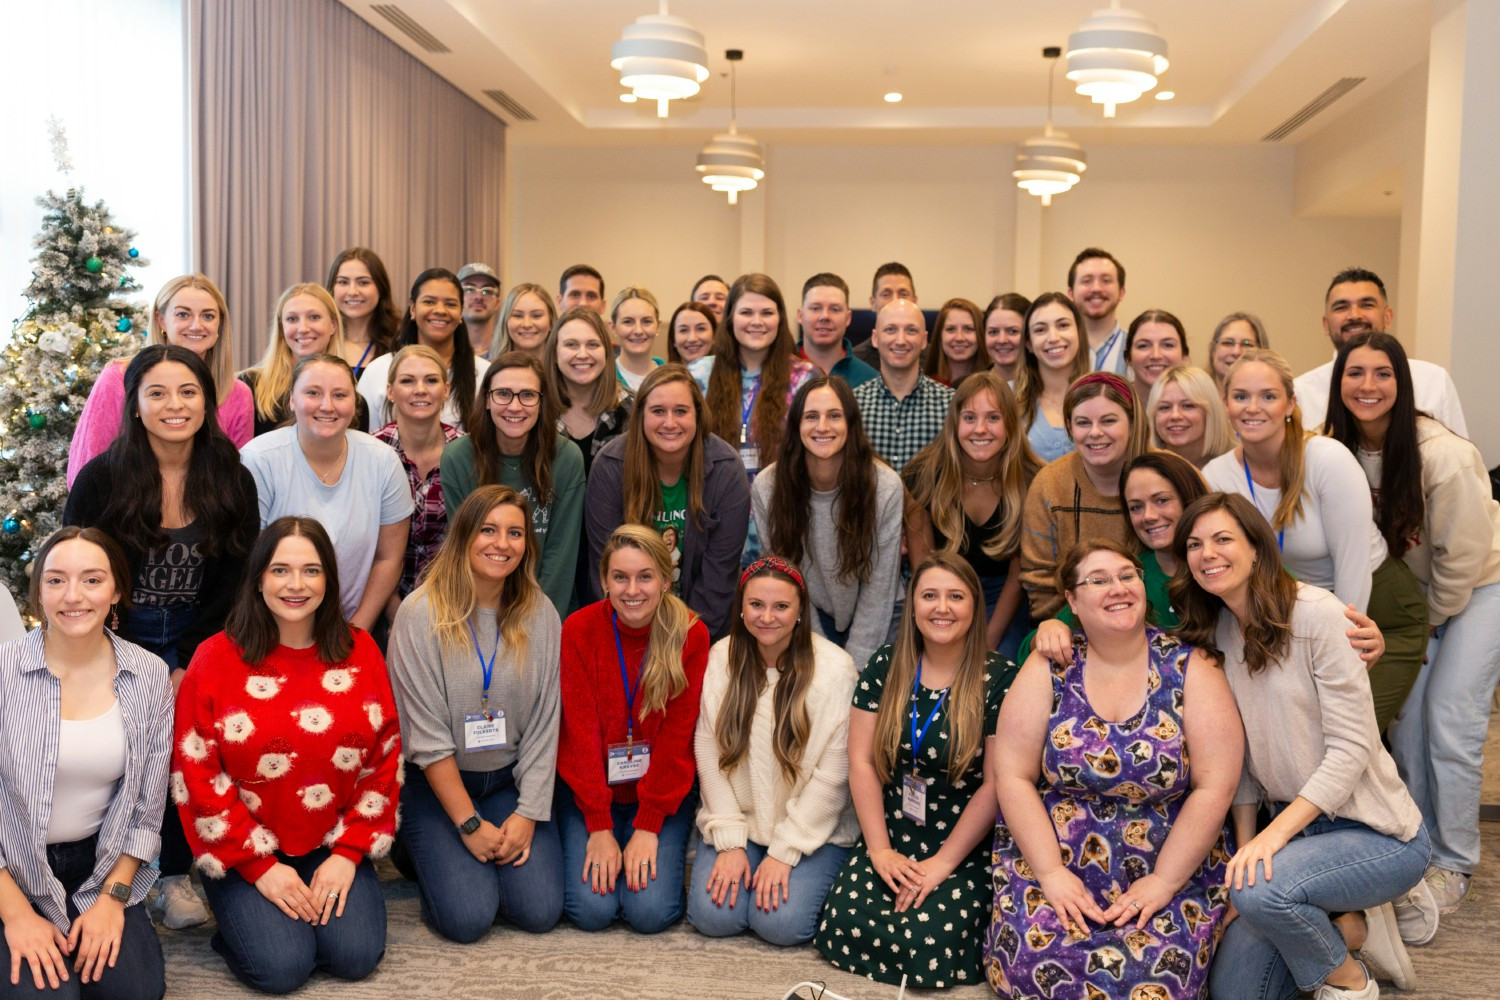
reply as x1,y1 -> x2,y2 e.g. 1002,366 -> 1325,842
225,517 -> 354,665
1013,292 -> 1090,430
469,352 -> 558,504
717,559 -> 816,784
599,526 -> 699,718
704,273 -> 796,460
324,247 -> 401,358
923,297 -> 989,384
1224,349 -> 1308,533
1063,371 -> 1152,463
546,306 -> 621,418
30,526 -> 133,622
872,553 -> 990,784
622,365 -> 708,530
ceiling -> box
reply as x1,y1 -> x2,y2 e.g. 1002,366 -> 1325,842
338,0 -> 1432,149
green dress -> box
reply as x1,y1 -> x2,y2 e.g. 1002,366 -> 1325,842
815,647 -> 1016,989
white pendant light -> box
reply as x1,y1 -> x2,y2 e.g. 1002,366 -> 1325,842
1065,2 -> 1169,118
1014,47 -> 1087,207
696,50 -> 765,205
611,2 -> 710,119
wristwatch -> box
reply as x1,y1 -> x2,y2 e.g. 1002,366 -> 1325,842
105,881 -> 131,902
457,814 -> 481,836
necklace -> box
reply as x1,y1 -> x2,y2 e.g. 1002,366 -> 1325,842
965,473 -> 997,486
309,437 -> 349,484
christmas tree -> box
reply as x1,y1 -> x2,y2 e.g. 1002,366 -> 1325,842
0,120 -> 147,601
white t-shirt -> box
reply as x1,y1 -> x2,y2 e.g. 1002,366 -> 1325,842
240,428 -> 414,618
47,702 -> 126,844
1294,356 -> 1467,438
357,351 -> 481,431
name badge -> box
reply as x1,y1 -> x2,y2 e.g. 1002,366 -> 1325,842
901,773 -> 928,824
464,711 -> 506,751
739,443 -> 760,470
606,741 -> 651,784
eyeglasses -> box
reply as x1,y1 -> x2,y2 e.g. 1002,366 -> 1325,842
1073,568 -> 1142,590
463,286 -> 499,299
488,388 -> 542,407
1216,338 -> 1257,350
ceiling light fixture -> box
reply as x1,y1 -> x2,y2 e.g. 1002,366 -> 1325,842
610,1 -> 709,119
1065,1 -> 1169,118
1154,90 -> 1175,101
695,49 -> 765,205
1014,46 -> 1087,207
884,92 -> 903,103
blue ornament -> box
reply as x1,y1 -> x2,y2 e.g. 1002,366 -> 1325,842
2,518 -> 18,536
115,317 -> 132,332
128,247 -> 140,258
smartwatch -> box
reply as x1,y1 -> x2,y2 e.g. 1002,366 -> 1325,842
105,881 -> 131,902
457,814 -> 481,836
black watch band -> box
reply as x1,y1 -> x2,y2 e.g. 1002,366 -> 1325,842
458,814 -> 481,836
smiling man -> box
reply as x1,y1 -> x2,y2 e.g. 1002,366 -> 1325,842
458,262 -> 501,355
851,298 -> 952,472
797,272 -> 878,388
1293,267 -> 1467,435
558,263 -> 606,315
1067,247 -> 1129,375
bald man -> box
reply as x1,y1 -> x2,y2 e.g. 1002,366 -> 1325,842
851,299 -> 954,472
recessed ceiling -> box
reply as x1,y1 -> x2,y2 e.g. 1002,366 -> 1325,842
341,0 -> 1432,147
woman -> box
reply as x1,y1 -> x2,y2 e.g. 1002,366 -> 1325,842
241,283 -> 369,437
358,269 -> 481,431
371,345 -> 460,612
815,553 -> 1016,990
1148,364 -> 1235,469
1207,312 -> 1268,389
387,486 -> 565,942
753,376 -> 903,671
906,371 -> 1042,660
175,517 -> 401,993
0,528 -> 171,1000
326,247 -> 401,379
668,302 -> 715,366
441,352 -> 586,616
1013,293 -> 1090,464
691,274 -> 730,326
610,287 -> 664,395
240,354 -> 412,631
688,557 -> 859,945
986,539 -> 1241,999
983,293 -> 1031,384
924,298 -> 989,386
1020,372 -> 1149,621
69,274 -> 253,485
1175,493 -> 1429,1000
557,526 -> 709,933
1327,331 -> 1500,917
1203,349 -> 1428,730
1124,308 -> 1188,394
63,345 -> 259,931
585,365 -> 751,641
551,307 -> 632,476
488,282 -> 558,360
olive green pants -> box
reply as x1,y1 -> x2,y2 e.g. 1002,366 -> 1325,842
1367,554 -> 1430,732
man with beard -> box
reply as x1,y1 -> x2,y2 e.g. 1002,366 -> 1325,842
1067,247 -> 1129,375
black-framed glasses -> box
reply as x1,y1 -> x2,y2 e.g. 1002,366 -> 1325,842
488,387 -> 542,407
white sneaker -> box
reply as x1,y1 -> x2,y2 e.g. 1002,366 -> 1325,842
151,874 -> 208,930
1391,878 -> 1439,946
1315,961 -> 1380,1000
1423,866 -> 1473,914
1359,903 -> 1416,991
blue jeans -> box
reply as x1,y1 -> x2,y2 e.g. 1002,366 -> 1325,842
556,791 -> 693,933
978,572 -> 1031,663
200,848 -> 384,995
1390,579 -> 1500,873
401,763 -> 563,942
0,838 -> 163,1000
117,603 -> 199,672
1209,817 -> 1430,999
685,833 -> 849,946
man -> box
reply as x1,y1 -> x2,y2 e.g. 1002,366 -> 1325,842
1293,267 -> 1467,435
852,261 -> 916,369
457,262 -> 501,355
797,273 -> 878,388
1067,247 -> 1129,375
559,264 -> 605,314
851,298 -> 953,473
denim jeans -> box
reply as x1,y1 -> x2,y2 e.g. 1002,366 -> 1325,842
200,848 -> 385,995
1390,579 -> 1500,873
400,763 -> 564,942
0,837 -> 163,1000
1208,817 -> 1430,999
685,833 -> 849,946
557,791 -> 693,933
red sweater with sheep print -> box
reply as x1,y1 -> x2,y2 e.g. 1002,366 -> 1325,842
172,629 -> 402,883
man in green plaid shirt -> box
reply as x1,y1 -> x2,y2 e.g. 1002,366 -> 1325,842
852,299 -> 953,473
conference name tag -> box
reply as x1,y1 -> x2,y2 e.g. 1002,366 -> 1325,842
901,773 -> 929,825
463,711 -> 506,751
739,443 -> 760,470
606,741 -> 651,785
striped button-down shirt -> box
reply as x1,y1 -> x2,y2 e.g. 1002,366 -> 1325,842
0,629 -> 172,929
852,373 -> 955,473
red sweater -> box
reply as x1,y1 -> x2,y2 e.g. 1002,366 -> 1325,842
558,600 -> 708,834
173,630 -> 402,883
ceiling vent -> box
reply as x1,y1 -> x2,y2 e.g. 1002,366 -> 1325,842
483,89 -> 536,122
370,4 -> 450,54
1261,77 -> 1365,142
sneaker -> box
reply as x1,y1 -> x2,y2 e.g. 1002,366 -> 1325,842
152,874 -> 208,930
1359,903 -> 1416,991
1424,867 -> 1473,914
1392,879 -> 1439,946
1315,960 -> 1380,1000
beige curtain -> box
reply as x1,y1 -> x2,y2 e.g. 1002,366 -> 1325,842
189,0 -> 506,368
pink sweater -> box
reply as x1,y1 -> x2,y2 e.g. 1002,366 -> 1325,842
66,360 -> 254,487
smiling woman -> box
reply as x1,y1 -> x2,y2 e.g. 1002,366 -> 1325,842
241,283 -> 371,437
358,268 -> 481,432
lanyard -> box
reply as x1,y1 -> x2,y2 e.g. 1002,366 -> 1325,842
909,658 -> 949,774
612,612 -> 640,746
1094,326 -> 1122,371
740,373 -> 762,444
1242,454 -> 1285,552
352,341 -> 374,375
467,620 -> 500,711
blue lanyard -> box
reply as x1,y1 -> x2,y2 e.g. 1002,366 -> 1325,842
740,372 -> 762,444
909,658 -> 949,773
612,612 -> 640,745
1242,454 -> 1285,552
1094,326 -> 1122,371
467,620 -> 500,712
352,341 -> 374,376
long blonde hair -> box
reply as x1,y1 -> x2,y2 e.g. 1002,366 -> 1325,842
1224,349 -> 1308,532
150,274 -> 237,404
489,283 -> 558,358
383,344 -> 450,426
598,526 -> 698,718
249,283 -> 348,422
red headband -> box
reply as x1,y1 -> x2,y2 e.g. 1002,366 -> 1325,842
740,556 -> 805,590
1073,370 -> 1135,402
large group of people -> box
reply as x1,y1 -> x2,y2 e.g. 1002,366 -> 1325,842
0,246 -> 1492,1000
